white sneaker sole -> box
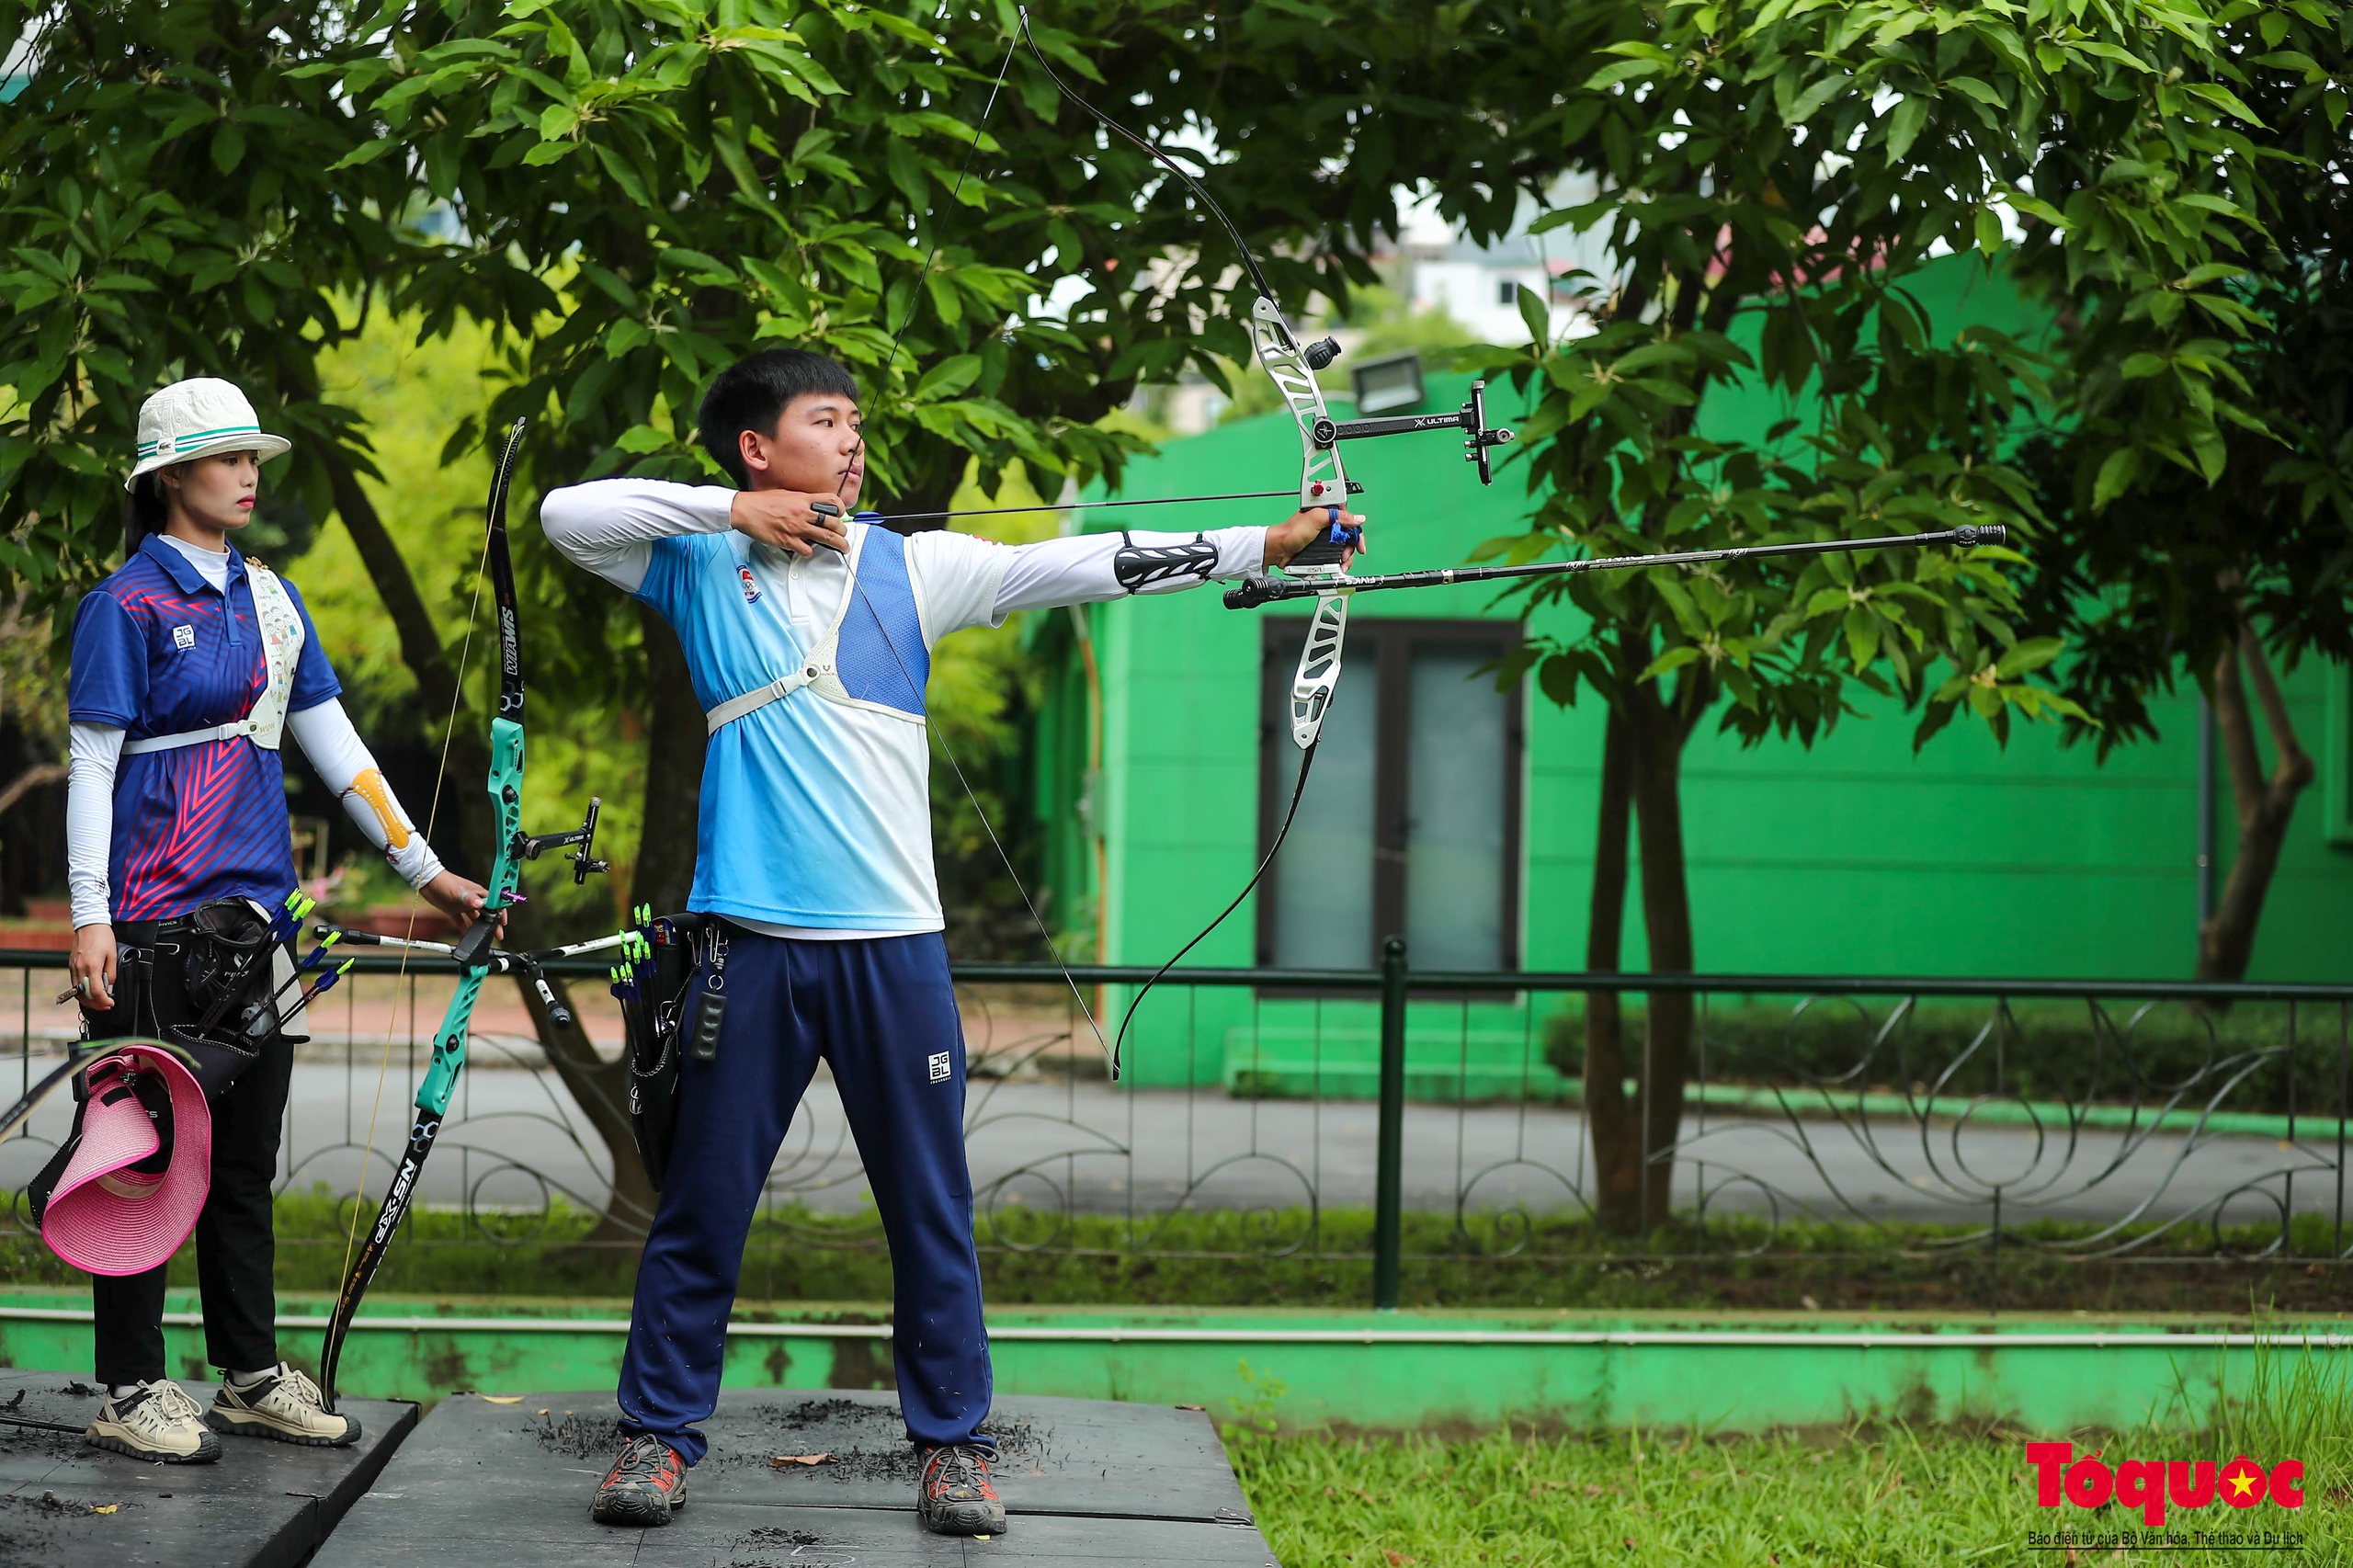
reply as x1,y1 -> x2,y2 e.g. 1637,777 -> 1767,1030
86,1426 -> 222,1464
208,1406 -> 362,1447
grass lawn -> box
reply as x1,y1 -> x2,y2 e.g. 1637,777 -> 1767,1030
1231,1346 -> 2353,1566
1235,1424 -> 2349,1566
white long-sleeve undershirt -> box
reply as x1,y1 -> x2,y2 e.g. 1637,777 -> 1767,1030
536,479 -> 1267,617
67,699 -> 445,928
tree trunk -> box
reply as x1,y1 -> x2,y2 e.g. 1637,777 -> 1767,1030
1624,683 -> 1699,1234
2196,628 -> 2314,982
631,602 -> 704,917
1582,711 -> 1643,1233
317,442 -> 494,875
515,972 -> 660,1256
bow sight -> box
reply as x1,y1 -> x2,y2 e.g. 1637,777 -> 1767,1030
1306,369 -> 1518,485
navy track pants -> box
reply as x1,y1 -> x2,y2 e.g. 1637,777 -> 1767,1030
616,929 -> 990,1463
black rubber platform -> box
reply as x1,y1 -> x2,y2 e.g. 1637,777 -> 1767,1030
0,1366 -> 417,1568
315,1387 -> 1281,1565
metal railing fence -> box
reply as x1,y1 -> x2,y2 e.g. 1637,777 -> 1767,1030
4,942 -> 2348,1311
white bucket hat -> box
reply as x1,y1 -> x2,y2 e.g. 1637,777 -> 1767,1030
126,377 -> 292,490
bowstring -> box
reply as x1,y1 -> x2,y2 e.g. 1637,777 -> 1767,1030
1012,6 -> 1338,1076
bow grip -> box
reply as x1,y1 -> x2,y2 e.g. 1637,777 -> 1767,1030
1288,507 -> 1361,569
449,905 -> 503,969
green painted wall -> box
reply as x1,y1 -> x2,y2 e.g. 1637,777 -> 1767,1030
1027,256 -> 2353,1088
3,1290 -> 2332,1437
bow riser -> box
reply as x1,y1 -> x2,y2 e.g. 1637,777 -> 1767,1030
415,718 -> 524,1112
1253,297 -> 1353,517
1249,297 -> 1357,751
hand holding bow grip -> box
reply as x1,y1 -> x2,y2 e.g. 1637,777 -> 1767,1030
1283,506 -> 1363,571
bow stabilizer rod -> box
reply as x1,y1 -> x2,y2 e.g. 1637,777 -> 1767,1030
1224,524 -> 2009,608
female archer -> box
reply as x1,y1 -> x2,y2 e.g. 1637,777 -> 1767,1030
62,377 -> 492,1463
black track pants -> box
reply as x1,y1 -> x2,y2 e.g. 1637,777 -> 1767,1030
85,933 -> 294,1386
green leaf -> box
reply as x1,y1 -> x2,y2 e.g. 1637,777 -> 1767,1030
2091,446 -> 2140,510
603,319 -> 650,358
1973,208 -> 2003,256
1581,60 -> 1661,90
1884,97 -> 1927,164
1516,283 -> 1551,349
914,354 -> 982,402
1843,605 -> 1880,669
2183,83 -> 2259,123
1994,637 -> 2062,679
1640,644 -> 1701,682
328,139 -> 401,172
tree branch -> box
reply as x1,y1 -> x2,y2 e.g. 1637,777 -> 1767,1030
2240,625 -> 2313,793
2209,637 -> 2267,825
0,761 -> 66,821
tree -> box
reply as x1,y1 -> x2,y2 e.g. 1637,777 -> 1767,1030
321,0 -> 1588,935
2013,4 -> 2350,982
1469,0 -> 2270,1232
2,0 -> 1566,1235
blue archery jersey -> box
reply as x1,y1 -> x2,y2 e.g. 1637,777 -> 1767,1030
631,518 -> 1006,932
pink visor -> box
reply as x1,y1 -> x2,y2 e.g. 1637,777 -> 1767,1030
40,1043 -> 211,1277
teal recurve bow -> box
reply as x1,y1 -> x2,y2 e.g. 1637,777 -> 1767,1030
316,418 -> 608,1408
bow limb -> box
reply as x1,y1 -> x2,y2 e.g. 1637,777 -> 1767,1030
1017,8 -> 1358,753
316,419 -> 532,1411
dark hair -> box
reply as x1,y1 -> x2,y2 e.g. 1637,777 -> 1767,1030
124,471 -> 171,554
696,349 -> 860,487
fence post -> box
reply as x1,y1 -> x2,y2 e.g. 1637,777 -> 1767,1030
1374,936 -> 1407,1311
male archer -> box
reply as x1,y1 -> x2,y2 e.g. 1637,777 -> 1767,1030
541,347 -> 1360,1534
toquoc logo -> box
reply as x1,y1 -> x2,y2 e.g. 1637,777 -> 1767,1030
2029,1442 -> 2302,1528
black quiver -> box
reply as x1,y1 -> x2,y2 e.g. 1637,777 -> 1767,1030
616,913 -> 706,1190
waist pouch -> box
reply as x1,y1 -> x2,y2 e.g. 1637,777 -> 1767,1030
617,914 -> 710,1191
108,899 -> 297,1100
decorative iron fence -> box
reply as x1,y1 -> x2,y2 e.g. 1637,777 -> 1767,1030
4,944 -> 2348,1308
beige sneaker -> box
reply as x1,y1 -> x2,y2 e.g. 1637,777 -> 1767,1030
86,1379 -> 222,1463
208,1363 -> 361,1447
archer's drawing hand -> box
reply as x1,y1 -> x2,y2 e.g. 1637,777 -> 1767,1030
731,491 -> 853,558
423,870 -> 506,941
69,924 -> 117,1012
1265,507 -> 1366,570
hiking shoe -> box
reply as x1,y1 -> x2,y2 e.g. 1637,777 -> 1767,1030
86,1380 -> 222,1464
210,1363 -> 360,1447
917,1443 -> 1006,1535
591,1433 -> 688,1527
